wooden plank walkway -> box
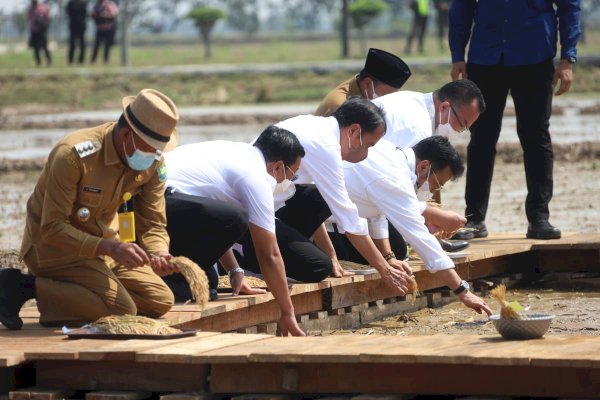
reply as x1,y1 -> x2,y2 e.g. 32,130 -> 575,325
1,232 -> 599,397
2,333 -> 600,397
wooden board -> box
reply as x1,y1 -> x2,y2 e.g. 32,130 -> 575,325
210,362 -> 600,397
136,333 -> 273,364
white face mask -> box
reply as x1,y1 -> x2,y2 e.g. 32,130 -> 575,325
273,178 -> 293,195
271,165 -> 296,196
435,106 -> 461,140
415,165 -> 433,202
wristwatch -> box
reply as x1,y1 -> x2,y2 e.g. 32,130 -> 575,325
228,267 -> 245,277
564,56 -> 577,64
453,279 -> 470,295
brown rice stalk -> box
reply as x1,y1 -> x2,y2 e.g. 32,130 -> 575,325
171,256 -> 209,308
218,275 -> 267,289
90,315 -> 181,335
410,275 -> 420,304
490,284 -> 521,320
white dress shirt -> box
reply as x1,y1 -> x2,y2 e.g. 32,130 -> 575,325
165,141 -> 277,233
276,115 -> 368,236
343,139 -> 454,272
372,91 -> 436,149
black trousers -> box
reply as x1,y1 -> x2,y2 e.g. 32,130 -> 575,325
163,191 -> 249,301
405,12 -> 428,53
329,222 -> 408,265
29,31 -> 51,66
239,185 -> 332,282
91,28 -> 115,63
68,29 -> 86,64
465,59 -> 555,224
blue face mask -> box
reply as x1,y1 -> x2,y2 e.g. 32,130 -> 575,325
124,134 -> 157,171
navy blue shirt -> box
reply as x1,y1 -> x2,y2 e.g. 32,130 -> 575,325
449,0 -> 581,66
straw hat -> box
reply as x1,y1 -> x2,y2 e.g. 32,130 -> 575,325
121,88 -> 179,152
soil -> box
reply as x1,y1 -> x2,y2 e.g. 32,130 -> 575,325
327,288 -> 600,337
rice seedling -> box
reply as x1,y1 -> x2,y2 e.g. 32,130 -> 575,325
171,256 -> 209,308
490,284 -> 521,320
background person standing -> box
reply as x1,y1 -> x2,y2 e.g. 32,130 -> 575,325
66,0 -> 88,65
405,0 -> 429,54
28,0 -> 52,67
91,0 -> 118,64
449,0 -> 581,240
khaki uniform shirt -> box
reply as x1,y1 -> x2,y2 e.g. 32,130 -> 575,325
314,75 -> 364,117
20,122 -> 170,268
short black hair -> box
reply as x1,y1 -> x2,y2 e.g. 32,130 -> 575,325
412,136 -> 464,180
436,80 -> 486,114
332,96 -> 386,134
253,125 -> 305,167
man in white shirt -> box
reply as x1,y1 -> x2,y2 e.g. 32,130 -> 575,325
339,136 -> 492,315
163,126 -> 306,336
372,79 -> 486,251
373,79 -> 485,148
266,97 -> 413,296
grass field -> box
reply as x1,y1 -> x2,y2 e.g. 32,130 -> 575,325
1,33 -> 599,111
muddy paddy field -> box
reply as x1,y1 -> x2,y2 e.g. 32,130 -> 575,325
0,99 -> 599,337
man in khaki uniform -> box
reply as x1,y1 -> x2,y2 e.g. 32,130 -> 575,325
315,48 -> 411,117
0,88 -> 179,330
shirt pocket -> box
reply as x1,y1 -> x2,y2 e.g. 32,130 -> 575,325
79,191 -> 103,208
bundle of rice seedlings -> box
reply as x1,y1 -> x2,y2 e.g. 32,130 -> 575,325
90,315 -> 181,335
490,284 -> 521,320
171,256 -> 209,308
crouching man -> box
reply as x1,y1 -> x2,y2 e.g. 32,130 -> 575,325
0,89 -> 179,329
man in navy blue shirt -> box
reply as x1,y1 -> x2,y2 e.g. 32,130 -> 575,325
449,0 -> 581,240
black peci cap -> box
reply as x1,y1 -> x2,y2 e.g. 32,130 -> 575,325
361,48 -> 411,89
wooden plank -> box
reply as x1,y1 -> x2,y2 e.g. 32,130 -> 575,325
136,333 -> 273,364
25,338 -> 127,361
9,389 -> 74,400
159,393 -> 218,400
77,332 -> 221,361
210,362 -> 600,397
36,360 -> 207,392
86,391 -> 150,400
175,290 -> 323,332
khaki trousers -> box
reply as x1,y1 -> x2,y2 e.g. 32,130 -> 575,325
25,250 -> 174,325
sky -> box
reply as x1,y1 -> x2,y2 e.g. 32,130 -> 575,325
0,1 -> 22,15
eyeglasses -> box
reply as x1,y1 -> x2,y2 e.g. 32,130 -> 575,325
285,165 -> 299,182
449,104 -> 470,134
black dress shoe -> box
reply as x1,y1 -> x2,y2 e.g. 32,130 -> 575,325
451,220 -> 488,240
526,220 -> 561,240
209,289 -> 219,301
440,239 -> 470,252
0,268 -> 27,330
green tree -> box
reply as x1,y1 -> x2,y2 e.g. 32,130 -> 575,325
349,0 -> 388,53
224,0 -> 259,38
188,6 -> 225,59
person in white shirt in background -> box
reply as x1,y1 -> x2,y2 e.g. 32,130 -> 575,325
163,126 -> 306,336
371,79 -> 486,253
339,136 -> 492,315
262,97 -> 413,296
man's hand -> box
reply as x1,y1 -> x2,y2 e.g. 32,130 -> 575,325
229,271 -> 267,296
388,257 -> 412,275
553,59 -> 573,96
459,291 -> 493,316
150,252 -> 179,276
111,242 -> 150,268
330,257 -> 355,277
451,61 -> 467,80
279,314 -> 306,337
379,265 -> 411,296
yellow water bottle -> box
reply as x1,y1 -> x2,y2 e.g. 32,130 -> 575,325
118,192 -> 136,243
